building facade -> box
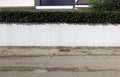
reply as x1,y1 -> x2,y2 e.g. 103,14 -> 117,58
0,0 -> 90,10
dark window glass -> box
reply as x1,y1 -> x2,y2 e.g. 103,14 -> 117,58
36,0 -> 75,6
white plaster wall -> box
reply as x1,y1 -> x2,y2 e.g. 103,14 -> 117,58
0,24 -> 120,46
0,0 -> 35,7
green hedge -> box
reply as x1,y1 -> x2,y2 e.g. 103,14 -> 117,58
90,0 -> 120,11
0,11 -> 119,24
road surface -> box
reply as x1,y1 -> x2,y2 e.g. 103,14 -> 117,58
0,56 -> 120,77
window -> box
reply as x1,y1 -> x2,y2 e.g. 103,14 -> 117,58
36,0 -> 75,9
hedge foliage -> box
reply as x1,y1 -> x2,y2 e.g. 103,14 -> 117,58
0,11 -> 119,24
91,0 -> 120,11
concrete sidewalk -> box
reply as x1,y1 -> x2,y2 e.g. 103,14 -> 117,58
0,46 -> 120,56
1,47 -> 120,77
0,56 -> 120,77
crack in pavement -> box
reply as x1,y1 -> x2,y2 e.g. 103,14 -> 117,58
0,66 -> 119,72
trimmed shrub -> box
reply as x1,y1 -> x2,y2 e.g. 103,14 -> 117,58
91,0 -> 120,11
0,11 -> 119,24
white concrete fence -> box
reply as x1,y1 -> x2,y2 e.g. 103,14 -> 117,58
0,24 -> 120,46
